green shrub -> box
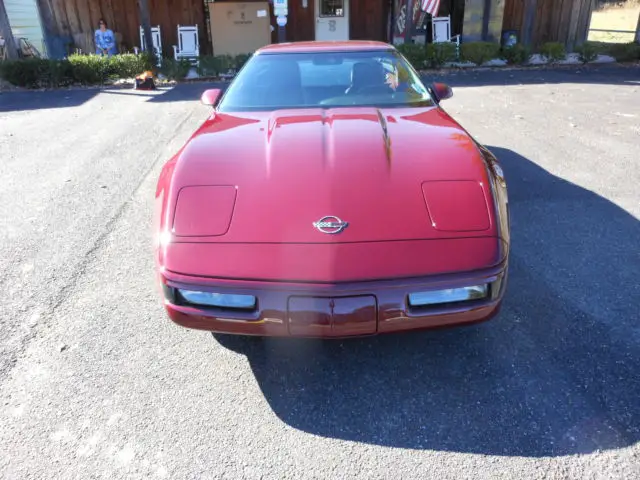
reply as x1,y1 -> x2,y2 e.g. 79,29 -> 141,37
575,41 -> 603,63
0,53 -> 186,88
67,53 -> 155,84
396,43 -> 428,69
44,59 -> 75,87
234,53 -> 252,70
0,58 -> 49,88
0,58 -> 75,88
197,53 -> 252,77
425,42 -> 458,68
196,55 -> 219,77
67,54 -> 110,84
214,54 -> 236,74
539,42 -> 566,63
158,58 -> 192,80
500,44 -> 531,65
603,42 -> 640,62
461,41 -> 501,65
106,53 -> 154,78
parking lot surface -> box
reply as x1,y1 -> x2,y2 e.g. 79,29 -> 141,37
0,65 -> 639,479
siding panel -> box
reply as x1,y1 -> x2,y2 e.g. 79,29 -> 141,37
5,0 -> 47,55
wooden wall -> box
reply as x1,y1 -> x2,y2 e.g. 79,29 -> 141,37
502,0 -> 525,33
350,0 -> 390,41
279,0 -> 390,43
37,0 -> 207,57
37,0 -> 393,58
502,0 -> 596,47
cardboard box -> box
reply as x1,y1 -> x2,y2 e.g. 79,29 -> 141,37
210,2 -> 272,56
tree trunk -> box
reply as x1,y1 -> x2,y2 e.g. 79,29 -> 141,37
521,0 -> 538,47
138,0 -> 154,58
0,0 -> 19,59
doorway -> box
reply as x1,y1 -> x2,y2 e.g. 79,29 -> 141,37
315,0 -> 350,41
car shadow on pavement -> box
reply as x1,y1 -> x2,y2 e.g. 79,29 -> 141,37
213,146 -> 639,457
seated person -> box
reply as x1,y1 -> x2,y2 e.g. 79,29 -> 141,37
95,19 -> 117,56
345,62 -> 391,95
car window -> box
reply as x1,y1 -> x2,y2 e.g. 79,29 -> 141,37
217,50 -> 435,112
298,60 -> 353,87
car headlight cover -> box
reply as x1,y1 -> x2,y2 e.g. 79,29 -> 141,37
178,289 -> 256,309
408,284 -> 488,307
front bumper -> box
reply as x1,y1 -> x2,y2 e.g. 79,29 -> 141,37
160,262 -> 508,337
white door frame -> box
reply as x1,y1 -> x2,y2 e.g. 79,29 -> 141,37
314,0 -> 350,41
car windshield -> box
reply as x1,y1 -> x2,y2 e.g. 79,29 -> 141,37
217,49 -> 435,112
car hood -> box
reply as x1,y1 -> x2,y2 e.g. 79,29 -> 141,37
167,106 -> 497,244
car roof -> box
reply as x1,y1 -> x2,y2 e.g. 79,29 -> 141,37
256,40 -> 394,55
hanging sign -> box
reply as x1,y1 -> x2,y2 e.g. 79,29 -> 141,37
274,0 -> 288,16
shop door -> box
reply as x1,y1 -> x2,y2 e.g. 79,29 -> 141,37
315,0 -> 350,41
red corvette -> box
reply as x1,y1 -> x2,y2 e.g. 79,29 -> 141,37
154,41 -> 510,337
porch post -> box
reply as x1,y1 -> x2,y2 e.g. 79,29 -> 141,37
138,0 -> 154,58
482,0 -> 491,40
404,0 -> 414,43
0,0 -> 19,59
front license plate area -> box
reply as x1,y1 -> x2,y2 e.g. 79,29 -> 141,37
287,296 -> 377,337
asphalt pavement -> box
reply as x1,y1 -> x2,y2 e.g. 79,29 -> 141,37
0,65 -> 639,479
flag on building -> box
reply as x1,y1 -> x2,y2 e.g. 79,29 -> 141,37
421,0 -> 441,16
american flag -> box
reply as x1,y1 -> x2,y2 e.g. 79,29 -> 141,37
421,0 -> 441,16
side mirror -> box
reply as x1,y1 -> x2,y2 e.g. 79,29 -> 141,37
201,88 -> 222,107
432,82 -> 453,102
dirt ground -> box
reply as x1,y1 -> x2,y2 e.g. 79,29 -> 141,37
588,0 -> 640,43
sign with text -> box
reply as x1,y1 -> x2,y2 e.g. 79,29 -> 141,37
274,0 -> 288,15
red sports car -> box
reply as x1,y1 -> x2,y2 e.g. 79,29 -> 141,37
154,41 -> 510,337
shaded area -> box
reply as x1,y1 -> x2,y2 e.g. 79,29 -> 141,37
145,82 -> 229,103
215,146 -> 640,457
2,64 -> 638,113
0,88 -> 100,113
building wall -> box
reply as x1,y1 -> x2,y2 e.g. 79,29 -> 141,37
502,0 -> 596,47
37,0 -> 389,58
350,0 -> 390,41
5,0 -> 47,56
273,0 -> 390,43
37,0 -> 207,58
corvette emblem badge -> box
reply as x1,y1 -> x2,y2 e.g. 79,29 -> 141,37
313,216 -> 349,234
